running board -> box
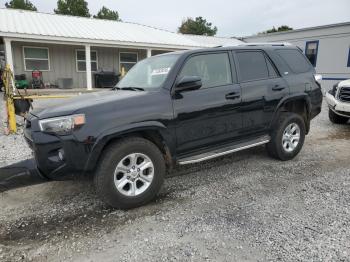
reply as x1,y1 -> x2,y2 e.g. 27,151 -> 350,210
178,136 -> 270,165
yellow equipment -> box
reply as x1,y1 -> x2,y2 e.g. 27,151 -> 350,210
1,65 -> 74,134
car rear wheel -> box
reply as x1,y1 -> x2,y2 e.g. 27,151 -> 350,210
94,137 -> 165,209
266,112 -> 305,161
328,109 -> 349,124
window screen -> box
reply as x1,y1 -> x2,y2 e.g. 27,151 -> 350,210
76,50 -> 98,72
305,41 -> 318,67
276,49 -> 311,73
236,51 -> 269,81
23,47 -> 49,71
179,53 -> 232,89
120,52 -> 138,74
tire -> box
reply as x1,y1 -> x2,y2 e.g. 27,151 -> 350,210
328,109 -> 349,124
94,137 -> 165,209
266,112 -> 306,161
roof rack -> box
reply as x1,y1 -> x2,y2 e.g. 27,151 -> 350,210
237,42 -> 292,46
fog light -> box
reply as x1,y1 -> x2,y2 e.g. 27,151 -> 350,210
58,149 -> 65,161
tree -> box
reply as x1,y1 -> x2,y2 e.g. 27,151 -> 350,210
54,0 -> 90,17
262,25 -> 293,34
94,6 -> 120,21
178,16 -> 217,36
5,0 -> 37,11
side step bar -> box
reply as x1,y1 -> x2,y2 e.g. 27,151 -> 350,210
178,135 -> 270,165
0,159 -> 49,193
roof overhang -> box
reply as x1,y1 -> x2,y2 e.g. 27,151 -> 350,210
0,32 -> 202,50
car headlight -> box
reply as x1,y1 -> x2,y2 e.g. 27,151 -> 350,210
330,82 -> 339,96
38,114 -> 85,135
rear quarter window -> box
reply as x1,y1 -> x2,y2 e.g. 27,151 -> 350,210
275,49 -> 312,74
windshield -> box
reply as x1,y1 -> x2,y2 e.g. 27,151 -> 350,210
116,54 -> 180,90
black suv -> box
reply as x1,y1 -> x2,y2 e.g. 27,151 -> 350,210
24,45 -> 322,208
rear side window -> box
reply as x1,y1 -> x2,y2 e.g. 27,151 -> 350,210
276,49 -> 311,74
266,57 -> 278,78
236,51 -> 269,82
179,53 -> 232,89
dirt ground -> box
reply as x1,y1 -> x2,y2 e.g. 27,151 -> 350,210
0,98 -> 350,262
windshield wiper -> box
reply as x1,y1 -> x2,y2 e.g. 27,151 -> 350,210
113,86 -> 144,91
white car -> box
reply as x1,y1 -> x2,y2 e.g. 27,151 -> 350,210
325,79 -> 350,124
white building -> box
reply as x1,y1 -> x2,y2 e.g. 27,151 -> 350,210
243,22 -> 350,91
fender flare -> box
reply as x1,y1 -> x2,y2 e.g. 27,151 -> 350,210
84,121 -> 170,172
270,94 -> 312,132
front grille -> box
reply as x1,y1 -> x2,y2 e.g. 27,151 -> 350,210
339,86 -> 350,102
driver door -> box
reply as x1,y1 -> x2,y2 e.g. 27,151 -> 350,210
172,52 -> 243,155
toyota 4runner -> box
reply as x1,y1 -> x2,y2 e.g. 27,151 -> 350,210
23,45 -> 323,209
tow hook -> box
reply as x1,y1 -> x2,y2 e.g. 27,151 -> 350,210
0,159 -> 49,193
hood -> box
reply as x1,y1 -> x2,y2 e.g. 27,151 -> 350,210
338,79 -> 350,88
31,90 -> 148,119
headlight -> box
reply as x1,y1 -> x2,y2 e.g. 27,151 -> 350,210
39,114 -> 85,135
330,82 -> 340,96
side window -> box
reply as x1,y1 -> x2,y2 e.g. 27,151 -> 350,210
179,53 -> 232,89
276,49 -> 311,73
236,51 -> 269,82
265,56 -> 278,78
305,41 -> 319,67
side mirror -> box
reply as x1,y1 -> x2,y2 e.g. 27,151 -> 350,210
175,76 -> 202,92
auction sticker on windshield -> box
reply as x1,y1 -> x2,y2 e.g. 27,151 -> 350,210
151,68 -> 171,76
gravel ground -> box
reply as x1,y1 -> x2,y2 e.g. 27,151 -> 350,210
0,94 -> 350,262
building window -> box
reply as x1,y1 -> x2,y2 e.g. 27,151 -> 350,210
23,47 -> 50,71
305,41 -> 319,67
76,50 -> 98,72
119,52 -> 138,74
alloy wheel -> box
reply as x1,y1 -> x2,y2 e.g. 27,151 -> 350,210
282,123 -> 301,153
114,153 -> 154,197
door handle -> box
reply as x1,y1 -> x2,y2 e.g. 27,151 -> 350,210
272,85 -> 286,91
225,92 -> 240,100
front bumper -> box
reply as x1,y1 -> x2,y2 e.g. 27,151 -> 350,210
24,115 -> 93,180
326,92 -> 350,117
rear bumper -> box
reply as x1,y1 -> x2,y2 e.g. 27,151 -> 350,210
326,92 -> 350,117
310,86 -> 323,120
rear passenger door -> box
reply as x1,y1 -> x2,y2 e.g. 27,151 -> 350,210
234,50 -> 288,135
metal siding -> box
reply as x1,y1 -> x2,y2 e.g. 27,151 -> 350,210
12,42 -> 87,88
11,42 -> 151,88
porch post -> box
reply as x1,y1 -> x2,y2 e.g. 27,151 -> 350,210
85,44 -> 92,90
147,48 -> 152,58
4,38 -> 14,73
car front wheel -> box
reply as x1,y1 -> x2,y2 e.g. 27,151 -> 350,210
94,137 -> 165,209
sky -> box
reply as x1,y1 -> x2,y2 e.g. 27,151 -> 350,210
0,0 -> 349,37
